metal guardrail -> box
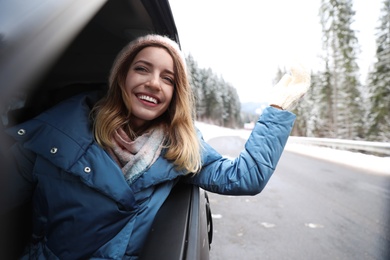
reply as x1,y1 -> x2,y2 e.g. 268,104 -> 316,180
288,136 -> 390,156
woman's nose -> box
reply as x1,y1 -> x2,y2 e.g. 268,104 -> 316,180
146,74 -> 161,90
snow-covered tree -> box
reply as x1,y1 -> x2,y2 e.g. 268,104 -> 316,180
221,81 -> 241,128
186,54 -> 242,127
186,54 -> 206,118
366,0 -> 390,141
319,0 -> 364,139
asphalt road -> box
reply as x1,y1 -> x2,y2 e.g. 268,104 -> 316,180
206,136 -> 390,260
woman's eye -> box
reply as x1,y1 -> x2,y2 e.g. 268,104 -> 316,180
134,66 -> 147,72
163,76 -> 174,85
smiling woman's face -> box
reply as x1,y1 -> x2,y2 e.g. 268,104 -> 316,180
124,46 -> 175,130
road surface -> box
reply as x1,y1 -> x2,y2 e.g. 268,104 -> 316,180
206,136 -> 390,260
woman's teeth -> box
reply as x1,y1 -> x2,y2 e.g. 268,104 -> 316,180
138,95 -> 157,104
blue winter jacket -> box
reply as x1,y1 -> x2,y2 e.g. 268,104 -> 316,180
5,92 -> 295,259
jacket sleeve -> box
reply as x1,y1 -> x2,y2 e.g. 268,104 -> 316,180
185,107 -> 296,195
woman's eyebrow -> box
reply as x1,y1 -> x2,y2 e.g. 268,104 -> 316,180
164,68 -> 175,76
133,59 -> 151,66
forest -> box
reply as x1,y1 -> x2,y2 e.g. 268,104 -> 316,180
186,0 -> 389,142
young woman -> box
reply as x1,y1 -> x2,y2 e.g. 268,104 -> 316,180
5,34 -> 310,259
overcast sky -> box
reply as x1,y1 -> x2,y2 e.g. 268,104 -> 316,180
169,0 -> 382,103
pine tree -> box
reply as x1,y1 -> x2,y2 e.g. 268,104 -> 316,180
201,68 -> 221,124
293,71 -> 319,137
185,54 -> 206,118
222,81 -> 241,128
186,54 -> 242,127
366,0 -> 390,141
319,0 -> 364,139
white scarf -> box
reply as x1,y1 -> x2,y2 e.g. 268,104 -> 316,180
108,126 -> 165,184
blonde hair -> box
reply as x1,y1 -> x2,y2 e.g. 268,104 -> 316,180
93,35 -> 202,174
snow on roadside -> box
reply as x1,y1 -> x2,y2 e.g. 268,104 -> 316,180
285,143 -> 390,175
195,121 -> 390,175
195,121 -> 251,141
